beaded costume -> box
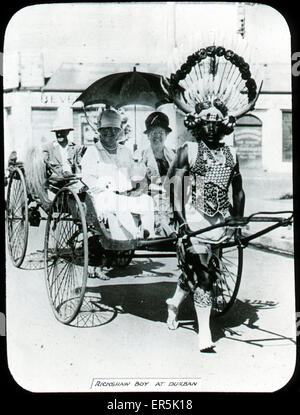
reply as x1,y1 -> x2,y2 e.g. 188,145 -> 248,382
191,141 -> 237,218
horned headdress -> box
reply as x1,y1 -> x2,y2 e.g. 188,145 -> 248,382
162,41 -> 262,132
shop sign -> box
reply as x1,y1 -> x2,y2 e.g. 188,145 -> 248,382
40,93 -> 79,106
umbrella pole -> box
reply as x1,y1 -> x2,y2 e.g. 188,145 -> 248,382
83,105 -> 97,133
133,104 -> 137,152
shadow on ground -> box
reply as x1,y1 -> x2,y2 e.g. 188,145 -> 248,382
212,299 -> 296,347
20,251 -> 45,270
79,282 -> 296,347
105,259 -> 176,279
85,281 -> 180,323
23,247 -> 295,347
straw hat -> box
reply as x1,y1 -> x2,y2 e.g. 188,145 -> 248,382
98,109 -> 122,129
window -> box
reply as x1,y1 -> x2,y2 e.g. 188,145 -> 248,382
282,110 -> 292,162
234,114 -> 262,169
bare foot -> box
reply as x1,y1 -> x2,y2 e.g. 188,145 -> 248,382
88,266 -> 110,280
166,298 -> 179,330
95,268 -> 110,280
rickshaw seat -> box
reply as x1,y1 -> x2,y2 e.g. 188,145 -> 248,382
47,176 -> 79,194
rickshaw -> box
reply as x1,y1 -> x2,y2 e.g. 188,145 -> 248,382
5,53 -> 294,325
6,154 -> 293,325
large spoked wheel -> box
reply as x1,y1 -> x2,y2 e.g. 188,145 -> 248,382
44,187 -> 88,324
6,167 -> 29,267
211,244 -> 243,317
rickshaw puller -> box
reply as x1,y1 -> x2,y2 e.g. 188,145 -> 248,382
166,100 -> 245,352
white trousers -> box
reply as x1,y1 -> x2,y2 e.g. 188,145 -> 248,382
92,190 -> 155,239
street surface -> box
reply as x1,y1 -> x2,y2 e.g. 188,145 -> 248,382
5,221 -> 296,393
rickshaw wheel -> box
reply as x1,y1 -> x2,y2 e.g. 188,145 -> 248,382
6,167 -> 29,267
211,244 -> 243,317
44,187 -> 88,324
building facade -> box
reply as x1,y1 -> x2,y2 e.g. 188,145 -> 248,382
3,55 -> 292,173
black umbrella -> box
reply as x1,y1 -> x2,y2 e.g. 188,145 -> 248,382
75,67 -> 170,149
74,67 -> 170,108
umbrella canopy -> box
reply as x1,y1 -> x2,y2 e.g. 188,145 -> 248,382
74,68 -> 170,108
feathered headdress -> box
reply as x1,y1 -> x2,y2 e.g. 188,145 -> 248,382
162,41 -> 263,131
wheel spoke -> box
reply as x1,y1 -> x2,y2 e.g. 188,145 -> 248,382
49,259 -> 69,295
216,270 -> 229,306
44,188 -> 88,324
10,234 -> 23,261
9,218 -> 25,240
220,262 -> 236,285
222,255 -> 238,269
7,169 -> 29,267
212,245 -> 243,317
220,268 -> 233,295
9,220 -> 23,244
54,261 -> 72,308
11,181 -> 22,207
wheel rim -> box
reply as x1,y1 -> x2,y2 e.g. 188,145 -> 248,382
6,168 -> 29,267
44,188 -> 88,324
211,245 -> 243,316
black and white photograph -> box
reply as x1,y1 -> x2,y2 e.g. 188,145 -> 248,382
3,1 -> 297,394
